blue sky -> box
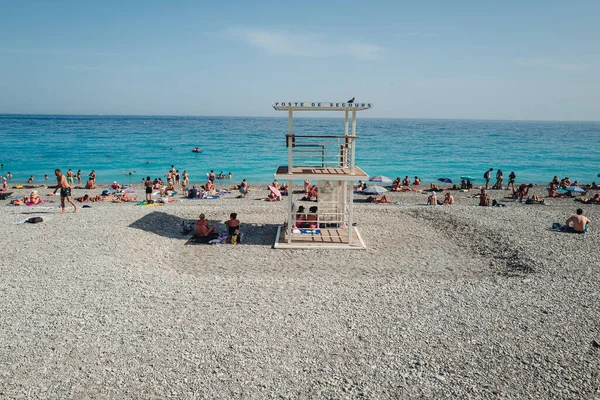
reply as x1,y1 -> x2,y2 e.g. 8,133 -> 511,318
1,0 -> 599,120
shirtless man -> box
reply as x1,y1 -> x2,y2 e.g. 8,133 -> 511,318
484,168 -> 493,189
53,169 -> 77,213
66,169 -> 75,185
564,209 -> 591,233
77,169 -> 82,184
443,192 -> 454,205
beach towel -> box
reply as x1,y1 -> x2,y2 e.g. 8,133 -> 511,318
185,233 -> 224,245
551,223 -> 589,234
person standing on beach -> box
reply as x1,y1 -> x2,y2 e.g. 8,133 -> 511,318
89,170 -> 96,185
208,170 -> 216,183
53,169 -> 77,213
484,168 -> 493,189
144,176 -> 153,201
77,169 -> 82,184
495,169 -> 503,189
66,169 -> 75,185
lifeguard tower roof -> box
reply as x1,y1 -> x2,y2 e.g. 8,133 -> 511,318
272,101 -> 373,111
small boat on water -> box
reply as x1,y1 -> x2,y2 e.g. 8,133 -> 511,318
192,147 -> 202,153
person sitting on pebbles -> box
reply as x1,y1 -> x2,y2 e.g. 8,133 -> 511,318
479,189 -> 490,206
443,192 -> 454,205
427,191 -> 438,206
195,214 -> 219,241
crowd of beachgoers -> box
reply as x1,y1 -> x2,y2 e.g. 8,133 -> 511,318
2,164 -> 598,237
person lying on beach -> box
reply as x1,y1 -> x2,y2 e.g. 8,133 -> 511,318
195,214 -> 219,240
443,192 -> 454,205
525,194 -> 545,205
76,194 -> 91,203
575,193 -> 600,204
479,189 -> 490,206
375,195 -> 392,204
562,208 -> 591,233
427,191 -> 438,206
10,198 -> 24,205
27,190 -> 42,205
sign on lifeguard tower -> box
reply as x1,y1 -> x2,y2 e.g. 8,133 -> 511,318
272,101 -> 373,111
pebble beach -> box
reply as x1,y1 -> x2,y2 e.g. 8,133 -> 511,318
1,183 -> 599,398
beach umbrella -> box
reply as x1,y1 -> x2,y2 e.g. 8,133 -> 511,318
268,185 -> 282,198
368,175 -> 392,183
566,186 -> 585,193
460,176 -> 475,181
363,185 -> 388,194
437,177 -> 452,184
597,173 -> 600,178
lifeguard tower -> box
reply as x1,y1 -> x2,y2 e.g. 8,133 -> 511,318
272,101 -> 373,249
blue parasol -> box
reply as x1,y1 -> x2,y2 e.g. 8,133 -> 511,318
566,186 -> 585,193
437,177 -> 452,183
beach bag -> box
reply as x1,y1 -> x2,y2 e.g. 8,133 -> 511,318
27,217 -> 43,223
231,229 -> 240,244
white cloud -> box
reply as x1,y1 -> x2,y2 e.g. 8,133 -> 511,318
225,28 -> 383,61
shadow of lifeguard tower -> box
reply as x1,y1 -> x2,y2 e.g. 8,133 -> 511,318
272,101 -> 373,249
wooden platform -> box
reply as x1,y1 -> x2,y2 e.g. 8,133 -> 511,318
275,166 -> 368,181
274,226 -> 366,250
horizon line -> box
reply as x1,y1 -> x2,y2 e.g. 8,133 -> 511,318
0,113 -> 598,123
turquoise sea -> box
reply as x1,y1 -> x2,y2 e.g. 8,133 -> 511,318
0,115 -> 599,186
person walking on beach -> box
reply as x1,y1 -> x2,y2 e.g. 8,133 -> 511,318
507,171 -> 516,190
53,169 -> 77,213
484,168 -> 493,189
564,208 -> 591,233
